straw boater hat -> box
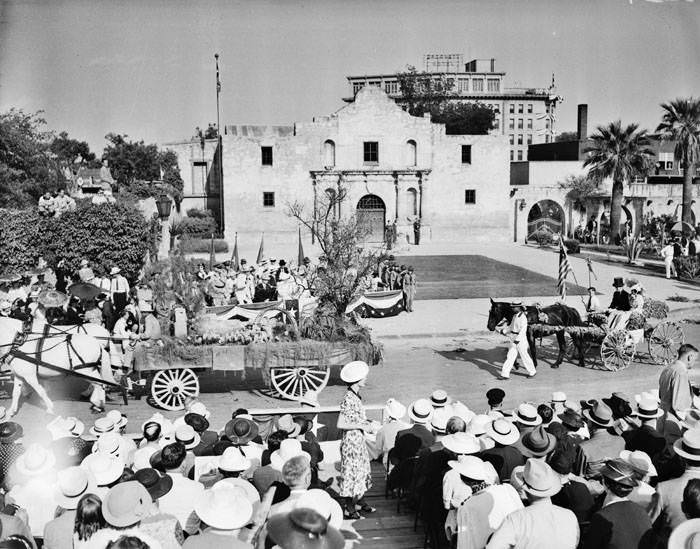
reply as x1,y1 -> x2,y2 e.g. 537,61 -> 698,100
408,399 -> 433,424
81,453 -> 124,487
15,443 -> 56,477
215,478 -> 260,506
431,407 -> 451,435
90,417 -> 116,437
270,439 -> 311,471
513,403 -> 542,427
468,415 -> 493,437
551,392 -> 567,407
224,417 -> 259,446
195,482 -> 254,530
47,416 -> 85,440
519,459 -> 562,498
448,456 -> 490,481
674,429 -> 700,462
55,466 -> 97,510
188,401 -> 212,420
430,390 -> 451,408
106,410 -> 128,429
486,418 -> 520,446
442,432 -> 481,455
385,398 -> 406,421
583,402 -> 614,428
635,397 -> 664,420
516,426 -> 557,458
102,481 -> 151,528
267,508 -> 344,549
300,390 -> 321,408
160,425 -> 200,450
619,450 -> 657,478
218,447 -> 251,473
668,518 -> 700,549
340,361 -> 369,384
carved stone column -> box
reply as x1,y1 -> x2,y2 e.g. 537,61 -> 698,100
311,172 -> 317,245
337,173 -> 343,218
393,171 -> 399,221
418,171 -> 424,220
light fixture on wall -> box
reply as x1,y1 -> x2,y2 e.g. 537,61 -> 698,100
510,188 -> 519,198
667,199 -> 674,206
646,200 -> 653,207
519,200 -> 527,211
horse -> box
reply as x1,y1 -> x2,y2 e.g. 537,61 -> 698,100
487,299 -> 586,369
0,317 -> 108,416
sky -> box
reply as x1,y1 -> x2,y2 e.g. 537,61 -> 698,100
0,0 -> 698,153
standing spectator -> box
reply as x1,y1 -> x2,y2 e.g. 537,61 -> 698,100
72,494 -> 105,549
336,360 -> 373,519
413,218 -> 421,245
109,267 -> 129,315
402,266 -> 416,313
77,260 -> 95,284
661,241 -> 677,279
659,344 -> 699,443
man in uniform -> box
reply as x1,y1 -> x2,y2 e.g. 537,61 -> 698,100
498,302 -> 536,380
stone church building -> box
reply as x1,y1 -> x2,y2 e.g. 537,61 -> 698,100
166,87 -> 511,254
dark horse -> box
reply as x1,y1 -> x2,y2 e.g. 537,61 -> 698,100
487,299 -> 586,369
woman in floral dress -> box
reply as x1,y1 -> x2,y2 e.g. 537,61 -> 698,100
337,360 -> 374,519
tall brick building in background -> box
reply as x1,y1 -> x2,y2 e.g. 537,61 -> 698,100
345,54 -> 563,162
166,87 -> 510,255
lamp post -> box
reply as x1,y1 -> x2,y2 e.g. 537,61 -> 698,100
156,195 -> 173,259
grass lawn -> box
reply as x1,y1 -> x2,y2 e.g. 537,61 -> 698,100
396,255 -> 587,300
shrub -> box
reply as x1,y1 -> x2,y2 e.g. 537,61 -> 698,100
677,257 -> 700,280
534,229 -> 553,247
186,208 -> 214,219
564,239 -> 580,254
667,295 -> 690,302
179,238 -> 228,253
180,215 -> 217,236
0,209 -> 47,274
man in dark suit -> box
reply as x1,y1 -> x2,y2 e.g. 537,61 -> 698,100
395,399 -> 436,450
608,277 -> 631,311
481,418 -> 524,483
621,397 -> 667,461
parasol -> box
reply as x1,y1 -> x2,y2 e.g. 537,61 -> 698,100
67,282 -> 103,301
0,274 -> 21,284
37,289 -> 68,308
23,267 -> 46,277
670,221 -> 694,234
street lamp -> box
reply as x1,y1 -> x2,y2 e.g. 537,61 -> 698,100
156,196 -> 172,219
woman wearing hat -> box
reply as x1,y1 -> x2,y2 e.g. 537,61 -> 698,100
336,361 -> 374,519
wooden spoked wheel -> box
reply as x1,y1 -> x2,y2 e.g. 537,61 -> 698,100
150,368 -> 200,410
648,322 -> 684,365
270,366 -> 330,401
600,331 -> 636,371
566,335 -> 593,359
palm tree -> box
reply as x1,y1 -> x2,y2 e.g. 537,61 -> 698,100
584,121 -> 655,241
656,98 -> 700,225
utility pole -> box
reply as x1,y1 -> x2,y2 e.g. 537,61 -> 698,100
215,53 -> 225,233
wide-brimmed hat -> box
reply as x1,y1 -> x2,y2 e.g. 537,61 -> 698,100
268,508 -> 344,549
92,432 -> 124,458
218,447 -> 251,472
224,417 -> 259,446
684,409 -> 700,430
16,443 -> 56,477
37,289 -> 68,308
300,390 -> 320,408
55,466 -> 97,510
516,426 -> 557,458
431,407 -> 451,435
160,425 -> 200,450
102,481 -> 151,528
0,422 -> 23,443
188,401 -> 211,420
448,456 -> 490,481
47,416 -> 85,440
514,404 -> 542,427
133,446 -> 159,471
385,398 -> 406,421
613,277 -> 625,288
294,489 -> 343,529
600,458 -> 639,488
619,450 -> 657,478
430,390 -> 451,408
519,459 -> 562,497
583,402 -> 614,428
81,453 -> 125,486
214,478 -> 260,505
109,267 -> 121,276
674,428 -> 700,462
451,401 -> 475,424
408,399 -> 433,424
468,414 -> 493,437
195,483 -> 254,530
271,439 -> 311,471
668,518 -> 700,549
278,414 -> 301,438
486,418 -> 520,446
558,409 -> 584,430
106,410 -> 128,429
134,468 -> 173,500
184,413 -> 210,434
340,361 -> 369,383
602,392 -> 636,419
636,398 -> 663,420
442,432 -> 481,455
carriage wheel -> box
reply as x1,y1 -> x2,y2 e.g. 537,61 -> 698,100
648,322 -> 684,365
600,331 -> 636,371
150,368 -> 200,411
566,335 -> 593,359
270,367 -> 330,401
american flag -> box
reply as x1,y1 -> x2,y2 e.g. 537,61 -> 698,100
558,236 -> 573,300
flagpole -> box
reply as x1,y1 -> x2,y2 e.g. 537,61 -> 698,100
215,53 -> 224,235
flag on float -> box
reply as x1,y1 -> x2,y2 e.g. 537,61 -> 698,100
256,234 -> 265,264
297,227 -> 305,268
345,290 -> 404,318
214,300 -> 283,321
557,236 -> 573,300
586,257 -> 597,280
231,233 -> 239,271
208,233 -> 216,271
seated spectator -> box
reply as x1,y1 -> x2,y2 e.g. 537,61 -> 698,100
43,467 -> 96,549
396,399 -> 435,450
156,443 -> 204,536
486,388 -> 506,416
577,401 -> 625,477
443,457 -> 491,529
199,447 -> 251,489
183,413 -> 217,456
619,450 -> 657,515
512,403 -> 542,436
80,453 -> 124,499
482,418 -> 524,483
254,431 -> 286,497
38,192 -> 55,217
622,395 -> 667,462
549,438 -> 595,525
269,455 -> 312,516
132,468 -> 184,549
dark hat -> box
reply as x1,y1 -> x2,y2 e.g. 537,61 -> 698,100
134,467 -> 173,500
486,388 -> 506,406
224,417 -> 259,446
212,440 -> 233,456
583,402 -> 614,428
557,409 -> 584,430
184,413 -> 210,434
0,422 -> 23,444
516,425 -> 557,458
268,508 -> 344,549
613,277 -> 625,288
602,393 -> 636,420
600,459 -> 638,488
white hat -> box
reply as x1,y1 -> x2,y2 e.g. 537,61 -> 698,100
551,392 -> 567,404
294,489 -> 343,529
448,456 -> 489,481
188,401 -> 211,420
195,483 -> 253,530
635,391 -> 660,404
431,407 -> 451,435
668,518 -> 700,549
519,459 -> 562,498
89,417 -> 116,437
300,390 -> 320,408
385,398 -> 406,421
430,390 -> 451,408
214,478 -> 260,505
141,413 -> 174,437
109,267 -> 121,276
467,414 -> 493,437
340,361 -> 369,383
450,401 -> 475,424
514,403 -> 542,427
619,450 -> 657,477
15,443 -> 56,477
92,432 -> 123,458
218,447 -> 251,473
133,447 -> 158,471
81,453 -> 124,486
106,410 -> 128,429
270,439 -> 311,471
635,398 -> 664,420
486,418 -> 520,446
408,399 -> 434,424
442,432 -> 481,455
55,467 -> 97,510
47,416 -> 85,441
160,425 -> 201,450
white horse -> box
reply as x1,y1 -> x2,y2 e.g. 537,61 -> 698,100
0,317 -> 108,416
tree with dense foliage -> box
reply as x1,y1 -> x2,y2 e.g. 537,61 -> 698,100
102,133 -> 161,186
0,109 -> 65,208
656,97 -> 700,225
50,131 -> 97,166
431,102 -> 495,135
0,209 -> 47,274
584,121 -> 655,240
556,131 -> 579,142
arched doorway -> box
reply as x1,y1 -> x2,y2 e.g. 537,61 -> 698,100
527,199 -> 565,241
356,194 -> 386,242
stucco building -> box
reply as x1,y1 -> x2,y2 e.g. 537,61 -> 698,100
165,86 -> 511,252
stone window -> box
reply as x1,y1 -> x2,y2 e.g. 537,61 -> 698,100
517,119 -> 523,130
527,104 -> 533,114
509,104 -> 515,114
527,134 -> 533,145
261,146 -> 273,166
509,135 -> 514,145
406,140 -> 417,166
263,192 -> 275,207
487,79 -> 500,92
352,82 -> 364,95
464,189 -> 476,204
518,104 -> 524,114
517,150 -> 523,161
192,161 -> 208,195
472,79 -> 484,92
458,78 -> 469,92
364,141 -> 379,164
510,150 -> 514,161
509,119 -> 514,130
385,81 -> 399,95
517,135 -> 523,145
527,119 -> 533,130
323,140 -> 336,167
461,145 -> 472,164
